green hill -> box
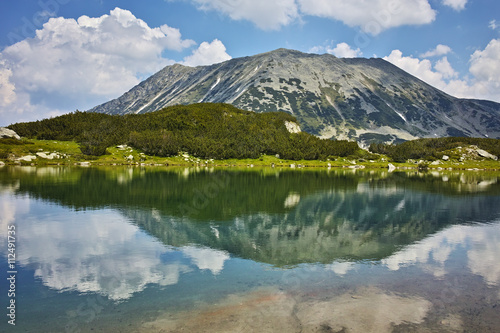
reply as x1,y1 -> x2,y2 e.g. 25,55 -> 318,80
8,103 -> 358,160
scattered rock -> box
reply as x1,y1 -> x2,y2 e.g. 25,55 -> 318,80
388,163 -> 396,172
18,155 -> 37,162
0,161 -> 5,167
476,149 -> 498,160
442,155 -> 449,161
36,152 -> 60,160
0,128 -> 20,140
126,155 -> 134,161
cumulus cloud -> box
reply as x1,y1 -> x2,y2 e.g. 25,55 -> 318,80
384,50 -> 448,89
298,0 -> 436,35
182,39 -> 232,67
330,43 -> 363,58
469,39 -> 500,92
442,0 -> 468,11
309,42 -> 362,58
184,0 -> 440,34
384,40 -> 500,103
0,8 -> 200,125
0,65 -> 16,107
434,57 -> 458,79
190,0 -> 300,30
420,44 -> 452,58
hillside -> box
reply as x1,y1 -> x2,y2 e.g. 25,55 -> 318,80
88,49 -> 500,144
7,103 -> 358,160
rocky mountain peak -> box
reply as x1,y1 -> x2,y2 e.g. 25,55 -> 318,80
89,49 -> 500,144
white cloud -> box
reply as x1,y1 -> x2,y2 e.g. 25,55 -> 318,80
0,65 -> 16,107
442,0 -> 468,11
420,44 -> 452,58
330,42 -> 363,58
182,39 -> 232,67
190,0 -> 300,30
469,39 -> 500,97
384,50 -> 447,89
186,0 -> 439,34
0,8 -> 197,125
434,57 -> 458,79
489,19 -> 498,30
384,40 -> 500,103
298,0 -> 436,35
309,42 -> 362,58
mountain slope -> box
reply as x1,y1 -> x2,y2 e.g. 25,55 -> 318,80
89,49 -> 500,143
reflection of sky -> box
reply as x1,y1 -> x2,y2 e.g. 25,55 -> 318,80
1,191 -> 229,301
382,222 -> 500,291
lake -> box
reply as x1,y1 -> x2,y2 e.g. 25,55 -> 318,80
1,166 -> 500,332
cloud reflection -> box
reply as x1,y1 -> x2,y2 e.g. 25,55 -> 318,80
10,205 -> 230,301
382,222 -> 500,289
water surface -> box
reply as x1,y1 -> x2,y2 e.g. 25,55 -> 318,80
1,166 -> 499,332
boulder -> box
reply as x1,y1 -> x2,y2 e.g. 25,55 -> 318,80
36,152 -> 59,160
0,128 -> 20,140
476,149 -> 498,161
18,155 -> 37,162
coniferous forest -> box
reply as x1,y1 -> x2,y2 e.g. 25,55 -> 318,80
8,103 -> 359,160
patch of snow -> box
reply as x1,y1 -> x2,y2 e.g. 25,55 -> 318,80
135,89 -> 167,114
210,77 -> 221,91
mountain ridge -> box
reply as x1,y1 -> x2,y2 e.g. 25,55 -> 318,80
89,48 -> 500,144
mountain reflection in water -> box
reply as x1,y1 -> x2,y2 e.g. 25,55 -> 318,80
1,166 -> 499,332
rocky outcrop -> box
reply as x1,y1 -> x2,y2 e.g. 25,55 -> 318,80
0,127 -> 20,140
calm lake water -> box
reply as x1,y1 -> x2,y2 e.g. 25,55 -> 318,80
1,166 -> 500,332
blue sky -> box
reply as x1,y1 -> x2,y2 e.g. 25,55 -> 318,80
1,0 -> 499,126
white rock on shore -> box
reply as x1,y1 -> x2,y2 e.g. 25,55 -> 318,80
36,152 -> 60,160
18,155 -> 37,162
0,127 -> 20,140
476,149 -> 498,161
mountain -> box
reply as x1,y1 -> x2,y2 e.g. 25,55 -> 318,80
89,48 -> 500,144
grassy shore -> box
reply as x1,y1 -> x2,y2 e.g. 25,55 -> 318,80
1,138 -> 500,171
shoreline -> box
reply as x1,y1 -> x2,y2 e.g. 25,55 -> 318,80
2,160 -> 500,172
2,139 -> 500,171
